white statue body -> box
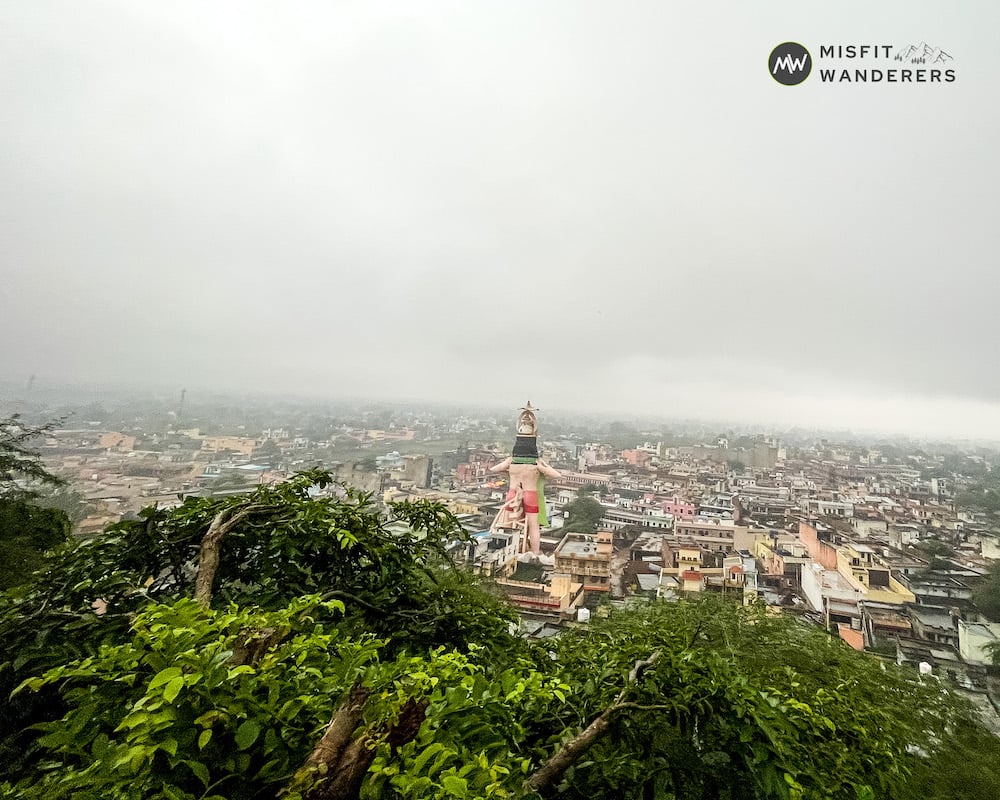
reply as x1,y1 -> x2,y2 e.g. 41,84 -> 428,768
489,455 -> 561,555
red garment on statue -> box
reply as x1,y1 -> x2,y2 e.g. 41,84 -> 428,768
506,488 -> 539,514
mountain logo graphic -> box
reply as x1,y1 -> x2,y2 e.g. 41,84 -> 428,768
769,42 -> 812,85
894,42 -> 953,64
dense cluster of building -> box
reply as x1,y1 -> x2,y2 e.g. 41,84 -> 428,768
447,436 -> 1000,703
39,417 -> 1000,707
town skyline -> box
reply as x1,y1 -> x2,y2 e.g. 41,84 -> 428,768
4,376 -> 1000,450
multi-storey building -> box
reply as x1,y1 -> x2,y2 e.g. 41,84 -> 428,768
554,531 -> 613,592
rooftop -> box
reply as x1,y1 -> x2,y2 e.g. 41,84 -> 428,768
557,537 -> 607,558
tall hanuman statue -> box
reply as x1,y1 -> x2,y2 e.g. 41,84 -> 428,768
489,402 -> 561,556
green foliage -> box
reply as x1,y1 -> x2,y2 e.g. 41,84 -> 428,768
562,497 -> 604,534
903,713 -> 1000,799
913,539 -> 954,559
955,471 -> 1000,520
363,652 -> 566,800
512,562 -> 544,584
8,596 -> 361,799
32,484 -> 90,526
0,498 -> 71,590
207,472 -> 255,491
3,470 -> 514,653
0,415 -> 74,590
6,596 -> 565,800
0,471 -> 519,784
973,561 -> 1000,622
0,415 -> 65,499
986,639 -> 1000,667
536,598 -> 986,800
3,470 -> 998,800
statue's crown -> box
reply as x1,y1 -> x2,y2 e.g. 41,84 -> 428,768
516,401 -> 538,436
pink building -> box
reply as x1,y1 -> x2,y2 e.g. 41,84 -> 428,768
621,449 -> 651,466
661,497 -> 696,519
799,520 -> 839,570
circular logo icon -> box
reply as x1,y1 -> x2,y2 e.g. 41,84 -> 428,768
769,42 -> 812,85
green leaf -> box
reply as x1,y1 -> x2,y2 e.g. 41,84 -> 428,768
163,676 -> 184,703
194,709 -> 229,727
198,729 -> 212,750
149,666 -> 183,689
185,759 -> 210,787
441,774 -> 468,796
235,719 -> 261,750
411,742 -> 446,774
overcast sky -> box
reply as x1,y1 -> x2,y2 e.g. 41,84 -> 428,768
2,1 -> 998,440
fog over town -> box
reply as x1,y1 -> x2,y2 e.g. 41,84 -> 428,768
2,1 -> 999,439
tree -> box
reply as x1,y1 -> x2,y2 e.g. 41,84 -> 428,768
0,416 -> 72,590
972,561 -> 1000,622
0,470 -> 519,785
2,474 -> 998,800
209,471 -> 256,491
955,474 -> 1000,521
562,496 -> 604,534
33,484 -> 90,526
254,439 -> 282,463
0,501 -> 71,590
0,415 -> 64,499
534,600 -> 992,800
986,639 -> 1000,667
914,539 -> 954,559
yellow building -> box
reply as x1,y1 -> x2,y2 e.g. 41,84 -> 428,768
554,531 -> 613,592
835,543 -> 915,605
496,573 -> 584,613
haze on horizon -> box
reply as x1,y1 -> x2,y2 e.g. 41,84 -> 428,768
2,2 -> 999,442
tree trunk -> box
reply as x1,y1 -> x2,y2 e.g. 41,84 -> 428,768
193,504 -> 261,608
283,686 -> 429,800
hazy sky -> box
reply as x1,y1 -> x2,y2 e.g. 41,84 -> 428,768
2,1 -> 999,440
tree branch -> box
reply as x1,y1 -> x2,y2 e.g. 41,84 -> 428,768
526,651 -> 662,795
283,684 -> 429,800
229,626 -> 288,667
319,590 -> 428,620
193,504 -> 264,608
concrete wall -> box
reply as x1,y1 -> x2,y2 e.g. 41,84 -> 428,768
799,521 -> 839,570
958,620 -> 1000,665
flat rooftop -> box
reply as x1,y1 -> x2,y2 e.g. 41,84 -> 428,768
558,539 -> 605,557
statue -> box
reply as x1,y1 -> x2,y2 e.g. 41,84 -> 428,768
489,402 -> 561,555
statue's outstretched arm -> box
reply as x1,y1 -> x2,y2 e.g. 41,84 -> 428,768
489,457 -> 512,473
537,458 -> 562,478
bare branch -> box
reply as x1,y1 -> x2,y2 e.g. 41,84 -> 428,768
526,650 -> 663,795
193,504 -> 265,608
283,684 -> 428,800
